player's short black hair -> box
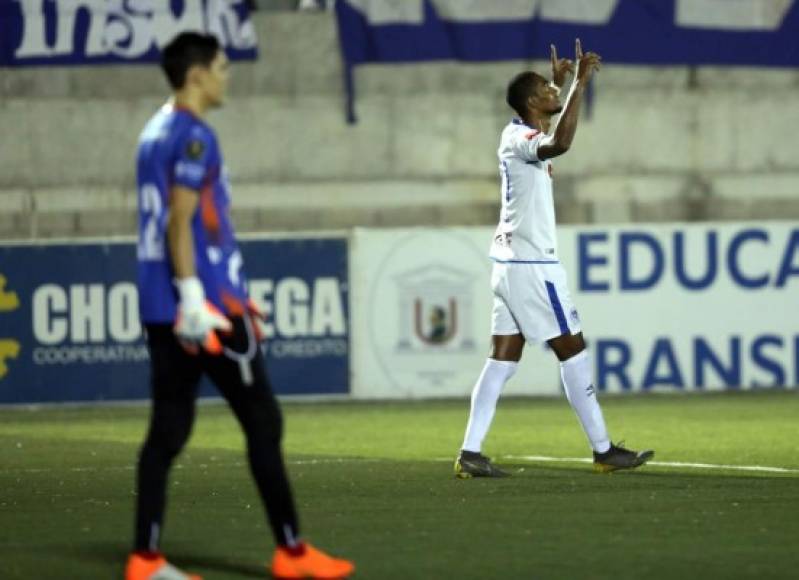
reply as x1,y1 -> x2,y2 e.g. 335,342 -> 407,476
506,71 -> 548,117
160,32 -> 221,89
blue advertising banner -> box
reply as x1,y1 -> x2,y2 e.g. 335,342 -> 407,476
0,237 -> 349,404
0,0 -> 258,67
335,0 -> 799,121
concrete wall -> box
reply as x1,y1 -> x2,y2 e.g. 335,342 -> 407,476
1,11 -> 799,239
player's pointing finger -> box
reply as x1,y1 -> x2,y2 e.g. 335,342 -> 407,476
575,38 -> 582,59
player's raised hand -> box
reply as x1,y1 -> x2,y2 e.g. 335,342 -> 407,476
550,44 -> 574,88
574,38 -> 601,82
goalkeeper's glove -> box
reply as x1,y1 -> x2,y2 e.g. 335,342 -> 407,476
174,277 -> 232,355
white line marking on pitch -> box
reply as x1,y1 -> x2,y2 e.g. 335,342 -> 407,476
3,456 -> 798,476
503,455 -> 799,474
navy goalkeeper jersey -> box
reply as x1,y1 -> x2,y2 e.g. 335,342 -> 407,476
135,103 -> 248,323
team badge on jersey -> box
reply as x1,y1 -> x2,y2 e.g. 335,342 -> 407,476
186,139 -> 205,160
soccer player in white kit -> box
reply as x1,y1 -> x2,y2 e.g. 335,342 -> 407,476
455,40 -> 654,477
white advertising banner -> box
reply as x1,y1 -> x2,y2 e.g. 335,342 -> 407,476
350,222 -> 799,399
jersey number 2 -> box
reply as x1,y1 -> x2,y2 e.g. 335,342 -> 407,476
138,184 -> 165,261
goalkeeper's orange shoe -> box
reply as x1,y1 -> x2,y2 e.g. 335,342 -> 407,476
125,552 -> 202,580
271,542 -> 354,579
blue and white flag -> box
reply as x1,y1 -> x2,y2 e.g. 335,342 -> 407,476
335,0 -> 799,120
0,0 -> 258,67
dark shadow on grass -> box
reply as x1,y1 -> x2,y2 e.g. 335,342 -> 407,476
170,551 -> 266,578
62,540 -> 265,578
51,541 -> 124,575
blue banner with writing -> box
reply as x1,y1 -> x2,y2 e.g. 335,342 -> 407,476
335,0 -> 799,121
0,237 -> 349,404
0,0 -> 258,67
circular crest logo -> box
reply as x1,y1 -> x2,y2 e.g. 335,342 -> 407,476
368,230 -> 491,396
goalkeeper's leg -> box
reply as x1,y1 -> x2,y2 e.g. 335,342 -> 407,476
127,324 -> 204,579
134,324 -> 203,553
206,316 -> 353,578
205,317 -> 300,546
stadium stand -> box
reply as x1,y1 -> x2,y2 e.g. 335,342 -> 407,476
1,9 -> 798,239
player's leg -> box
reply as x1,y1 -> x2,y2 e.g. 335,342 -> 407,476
536,263 -> 612,456
204,316 -> 353,579
204,317 -> 299,546
127,324 -> 203,580
461,333 -> 523,454
455,333 -> 522,478
548,331 -> 611,453
549,331 -> 653,471
455,265 -> 523,478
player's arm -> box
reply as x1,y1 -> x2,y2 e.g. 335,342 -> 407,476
166,185 -> 204,315
168,185 -> 231,352
168,131 -> 231,351
538,39 -> 601,161
168,129 -> 210,306
167,185 -> 199,279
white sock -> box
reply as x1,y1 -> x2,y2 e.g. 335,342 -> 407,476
461,359 -> 518,453
560,350 -> 611,453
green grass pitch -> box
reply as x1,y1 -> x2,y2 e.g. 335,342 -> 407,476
0,391 -> 797,579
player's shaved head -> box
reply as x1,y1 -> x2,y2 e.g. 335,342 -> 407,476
161,32 -> 221,89
506,71 -> 549,117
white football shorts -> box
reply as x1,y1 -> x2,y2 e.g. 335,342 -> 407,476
490,260 -> 582,343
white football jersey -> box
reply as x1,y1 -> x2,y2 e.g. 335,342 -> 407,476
489,119 -> 558,263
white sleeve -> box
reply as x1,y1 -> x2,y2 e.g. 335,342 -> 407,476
508,127 -> 549,163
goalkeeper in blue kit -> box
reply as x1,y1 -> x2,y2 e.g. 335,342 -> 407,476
126,32 -> 353,580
